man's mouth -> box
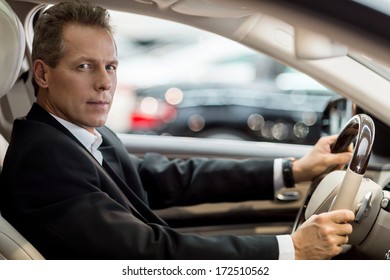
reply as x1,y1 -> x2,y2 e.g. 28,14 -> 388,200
87,100 -> 110,105
87,100 -> 111,109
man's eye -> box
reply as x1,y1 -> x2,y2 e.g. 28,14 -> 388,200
106,65 -> 117,72
78,64 -> 91,69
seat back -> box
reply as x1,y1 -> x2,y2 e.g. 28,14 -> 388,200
0,134 -> 7,169
0,0 -> 25,96
0,0 -> 44,260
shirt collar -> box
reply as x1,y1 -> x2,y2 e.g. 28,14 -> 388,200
50,114 -> 103,153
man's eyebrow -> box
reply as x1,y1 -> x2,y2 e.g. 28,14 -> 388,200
75,56 -> 118,65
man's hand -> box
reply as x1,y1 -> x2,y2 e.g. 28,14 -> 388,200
293,135 -> 352,183
291,209 -> 355,260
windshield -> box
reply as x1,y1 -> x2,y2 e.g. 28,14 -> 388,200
353,0 -> 390,15
350,0 -> 390,81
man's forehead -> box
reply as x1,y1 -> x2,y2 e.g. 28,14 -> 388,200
61,24 -> 117,57
62,23 -> 113,39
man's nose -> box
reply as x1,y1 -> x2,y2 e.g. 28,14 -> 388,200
95,67 -> 112,91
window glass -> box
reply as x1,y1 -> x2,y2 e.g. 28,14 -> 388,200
107,11 -> 338,145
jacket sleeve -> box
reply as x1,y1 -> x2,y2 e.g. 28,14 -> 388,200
98,126 -> 276,209
134,153 -> 276,209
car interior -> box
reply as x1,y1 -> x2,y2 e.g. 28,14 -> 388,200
0,0 -> 389,260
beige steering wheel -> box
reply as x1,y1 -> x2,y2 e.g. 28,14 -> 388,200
292,114 -> 375,232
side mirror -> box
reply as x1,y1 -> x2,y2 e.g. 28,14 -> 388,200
322,97 -> 355,135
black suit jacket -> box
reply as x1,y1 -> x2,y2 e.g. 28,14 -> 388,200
0,103 -> 279,259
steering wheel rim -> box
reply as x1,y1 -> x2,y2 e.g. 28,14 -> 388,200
292,114 -> 375,232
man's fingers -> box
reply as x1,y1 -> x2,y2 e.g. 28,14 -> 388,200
324,134 -> 338,143
336,235 -> 349,247
330,152 -> 352,166
328,209 -> 355,224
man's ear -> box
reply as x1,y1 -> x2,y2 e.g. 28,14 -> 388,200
33,59 -> 50,89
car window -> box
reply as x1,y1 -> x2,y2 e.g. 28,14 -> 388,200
107,11 -> 339,145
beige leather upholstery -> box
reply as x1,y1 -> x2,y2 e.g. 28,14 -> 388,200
0,215 -> 45,260
0,0 -> 25,97
0,0 -> 45,260
0,134 -> 7,168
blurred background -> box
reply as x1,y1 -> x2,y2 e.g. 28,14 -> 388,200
106,11 -> 338,145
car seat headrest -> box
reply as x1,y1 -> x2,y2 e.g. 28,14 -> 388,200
0,0 -> 26,99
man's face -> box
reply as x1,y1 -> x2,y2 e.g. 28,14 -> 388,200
36,24 -> 118,133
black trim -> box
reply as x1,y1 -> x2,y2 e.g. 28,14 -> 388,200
282,158 -> 295,188
272,0 -> 390,44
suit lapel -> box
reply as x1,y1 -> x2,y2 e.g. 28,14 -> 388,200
27,103 -> 85,148
101,159 -> 168,226
99,146 -> 167,225
98,146 -> 126,181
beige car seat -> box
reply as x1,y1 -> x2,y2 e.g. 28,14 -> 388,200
0,0 -> 44,260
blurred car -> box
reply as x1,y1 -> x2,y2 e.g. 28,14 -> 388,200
0,0 -> 389,262
129,81 -> 338,144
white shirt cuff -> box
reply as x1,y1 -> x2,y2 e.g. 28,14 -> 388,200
273,158 -> 284,192
276,234 -> 295,260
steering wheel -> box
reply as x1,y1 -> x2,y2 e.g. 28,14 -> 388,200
292,114 -> 375,232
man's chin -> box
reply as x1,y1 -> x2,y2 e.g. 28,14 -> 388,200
82,119 -> 107,131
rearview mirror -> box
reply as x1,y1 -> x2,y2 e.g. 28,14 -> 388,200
295,28 -> 348,59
